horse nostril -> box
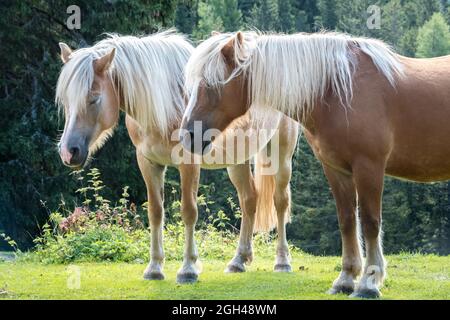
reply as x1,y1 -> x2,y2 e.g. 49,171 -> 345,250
69,146 -> 80,157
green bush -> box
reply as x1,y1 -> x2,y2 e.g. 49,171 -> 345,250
22,168 -> 293,264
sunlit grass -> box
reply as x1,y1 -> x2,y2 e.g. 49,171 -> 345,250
1,253 -> 448,300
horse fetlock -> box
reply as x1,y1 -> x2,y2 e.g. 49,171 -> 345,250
225,255 -> 247,273
352,271 -> 384,299
234,246 -> 254,264
274,250 -> 292,272
328,271 -> 355,295
184,253 -> 199,263
177,262 -> 200,284
362,264 -> 386,286
143,262 -> 165,281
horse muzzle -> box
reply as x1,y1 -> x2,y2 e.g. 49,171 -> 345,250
59,143 -> 88,169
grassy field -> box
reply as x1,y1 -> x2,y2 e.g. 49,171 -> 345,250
0,253 -> 449,300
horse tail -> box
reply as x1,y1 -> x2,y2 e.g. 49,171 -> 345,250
254,148 -> 277,232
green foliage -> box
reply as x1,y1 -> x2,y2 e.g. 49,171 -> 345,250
174,0 -> 197,34
1,0 -> 450,257
24,168 -> 287,264
334,0 -> 370,36
0,234 -> 19,254
318,0 -> 338,29
291,0 -> 319,32
222,0 -> 244,31
416,12 -> 450,57
0,0 -> 176,250
193,0 -> 242,39
249,0 -> 280,31
193,0 -> 224,39
277,0 -> 295,32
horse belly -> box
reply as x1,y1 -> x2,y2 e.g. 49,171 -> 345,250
386,105 -> 450,182
385,56 -> 450,182
386,126 -> 450,182
386,153 -> 450,182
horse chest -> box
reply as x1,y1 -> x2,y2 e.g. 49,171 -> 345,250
138,142 -> 173,166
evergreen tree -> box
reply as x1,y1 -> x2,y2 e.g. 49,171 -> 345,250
385,0 -> 442,55
293,10 -> 309,32
440,0 -> 449,13
238,0 -> 257,21
193,1 -> 224,39
380,0 -> 407,47
174,0 -> 197,34
291,0 -> 319,32
222,0 -> 243,31
193,0 -> 242,37
2,0 -> 450,255
335,0 -> 369,36
317,0 -> 337,30
249,0 -> 279,31
278,0 -> 294,33
0,0 -> 177,250
416,12 -> 450,58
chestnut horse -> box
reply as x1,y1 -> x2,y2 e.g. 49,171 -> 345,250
55,31 -> 299,283
181,31 -> 450,297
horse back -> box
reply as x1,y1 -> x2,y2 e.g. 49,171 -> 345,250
305,52 -> 450,182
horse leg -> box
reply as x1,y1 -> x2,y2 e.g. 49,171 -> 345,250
225,163 -> 256,273
273,160 -> 293,272
351,160 -> 386,298
272,120 -> 298,272
137,152 -> 166,280
176,163 -> 201,283
323,164 -> 362,294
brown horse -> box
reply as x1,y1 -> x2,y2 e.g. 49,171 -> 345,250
55,31 -> 299,283
181,31 -> 450,297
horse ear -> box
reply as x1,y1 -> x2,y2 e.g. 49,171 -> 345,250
236,31 -> 243,45
221,32 -> 244,64
211,30 -> 220,36
93,48 -> 116,75
59,42 -> 72,63
221,40 -> 234,63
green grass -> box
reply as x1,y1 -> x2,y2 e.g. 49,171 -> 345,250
0,253 -> 449,300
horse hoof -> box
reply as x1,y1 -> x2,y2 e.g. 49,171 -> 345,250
274,264 -> 292,273
350,288 -> 381,299
176,272 -> 198,284
328,285 -> 354,295
225,263 -> 246,273
143,271 -> 165,281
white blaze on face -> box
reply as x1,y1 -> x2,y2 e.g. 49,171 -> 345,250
181,80 -> 200,131
59,105 -> 79,164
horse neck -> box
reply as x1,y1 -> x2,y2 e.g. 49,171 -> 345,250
114,73 -> 182,144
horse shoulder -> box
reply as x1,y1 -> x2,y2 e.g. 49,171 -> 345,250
125,115 -> 143,147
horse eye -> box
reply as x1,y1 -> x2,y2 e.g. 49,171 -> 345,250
89,96 -> 101,106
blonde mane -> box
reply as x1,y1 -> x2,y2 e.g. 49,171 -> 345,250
56,30 -> 193,140
185,31 -> 404,121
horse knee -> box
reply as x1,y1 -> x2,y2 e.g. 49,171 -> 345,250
181,203 -> 198,226
148,205 -> 164,226
274,189 -> 289,212
242,194 -> 257,215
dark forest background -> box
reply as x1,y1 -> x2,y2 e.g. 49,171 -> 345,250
1,0 -> 449,254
